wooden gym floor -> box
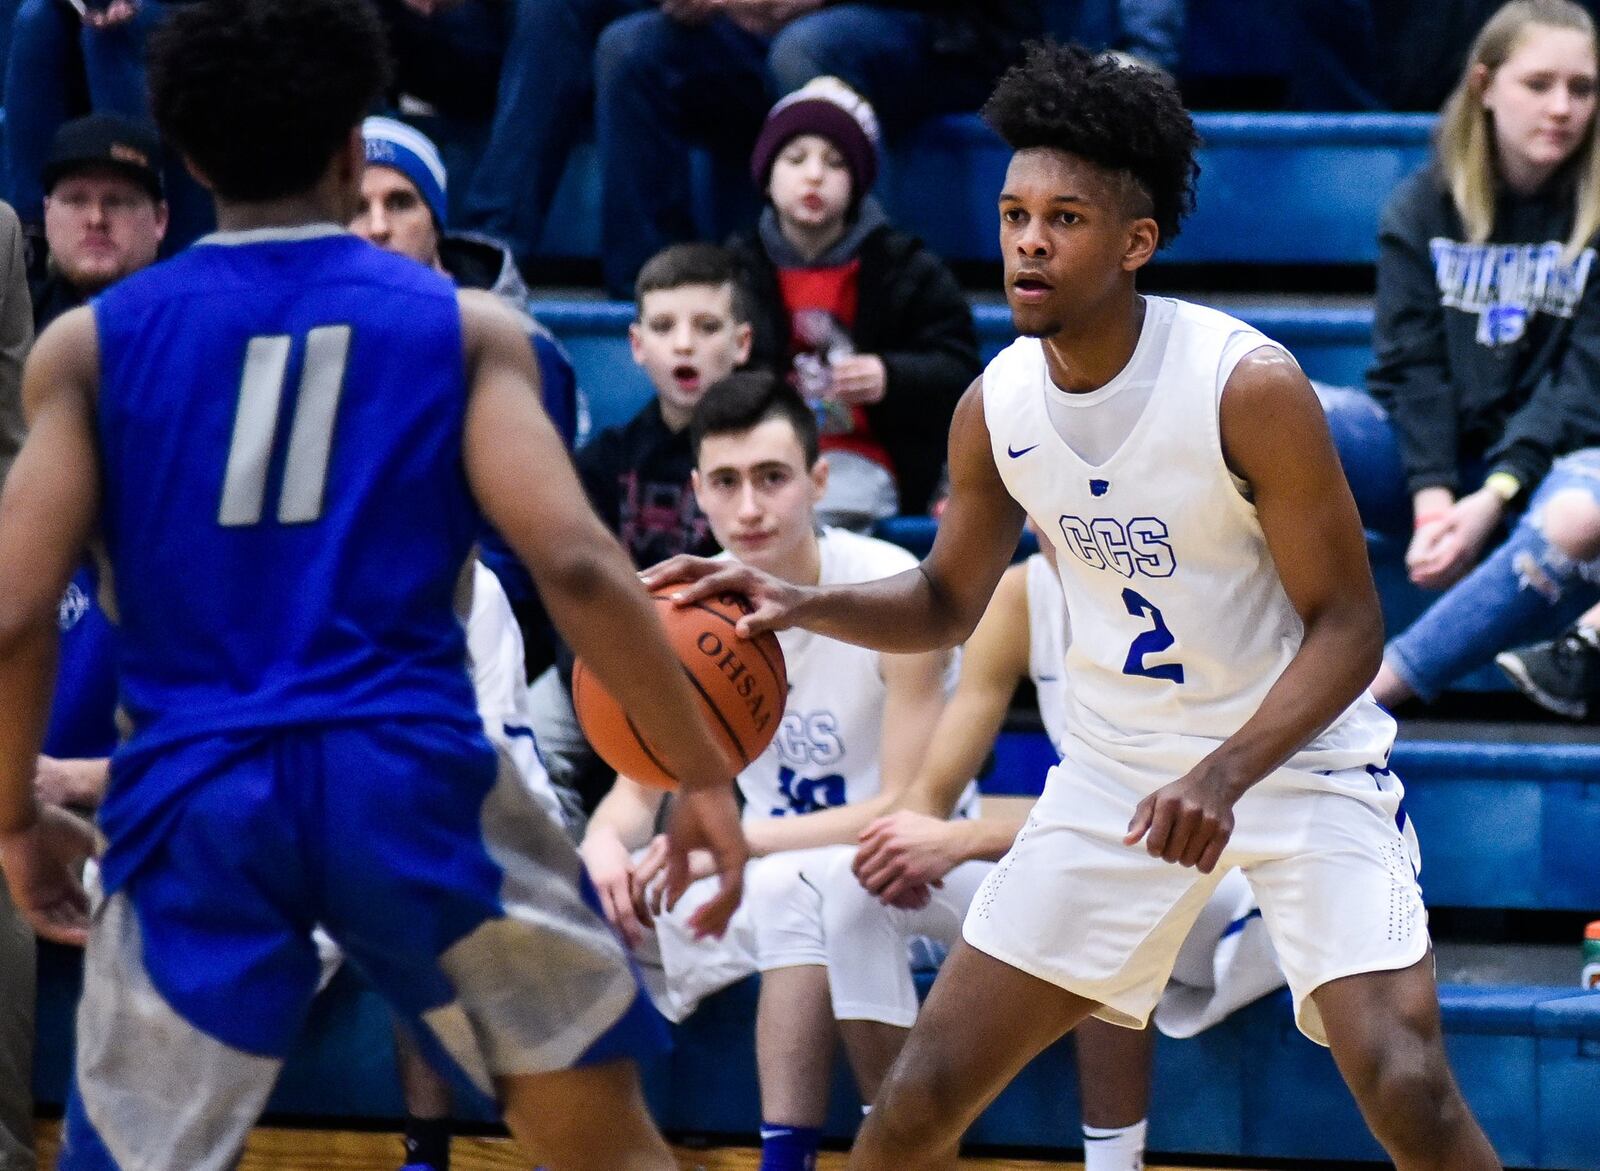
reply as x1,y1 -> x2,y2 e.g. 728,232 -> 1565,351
33,1122 -> 1243,1169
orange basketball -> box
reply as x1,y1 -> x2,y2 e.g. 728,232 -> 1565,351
572,587 -> 787,789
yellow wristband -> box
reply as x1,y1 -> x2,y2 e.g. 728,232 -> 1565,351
1485,472 -> 1522,504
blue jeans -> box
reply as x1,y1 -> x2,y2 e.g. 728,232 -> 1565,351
4,0 -> 157,224
454,0 -> 652,261
1386,450 -> 1600,700
592,4 -> 1002,295
3,0 -> 213,248
1047,0 -> 1187,73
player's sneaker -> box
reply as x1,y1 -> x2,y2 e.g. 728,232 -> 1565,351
1495,624 -> 1600,719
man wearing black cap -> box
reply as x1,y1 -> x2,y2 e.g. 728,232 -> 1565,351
34,113 -> 169,331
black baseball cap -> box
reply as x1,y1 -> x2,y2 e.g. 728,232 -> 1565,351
42,113 -> 164,201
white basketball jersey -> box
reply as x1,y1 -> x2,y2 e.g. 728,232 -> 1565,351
1024,553 -> 1070,757
738,528 -> 975,821
983,298 -> 1395,796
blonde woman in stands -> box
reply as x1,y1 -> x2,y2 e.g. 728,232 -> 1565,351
1363,0 -> 1600,709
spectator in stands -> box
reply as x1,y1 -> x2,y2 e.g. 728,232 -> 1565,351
4,0 -> 206,260
1343,0 -> 1600,707
526,242 -> 750,811
0,198 -> 31,1171
579,370 -> 956,1171
352,116 -> 587,679
590,0 -> 1042,293
32,114 -> 167,332
355,118 -> 584,451
731,79 -> 978,528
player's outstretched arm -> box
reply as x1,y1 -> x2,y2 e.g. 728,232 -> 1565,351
0,308 -> 104,944
1126,348 -> 1384,872
643,379 -> 1027,652
458,291 -> 745,934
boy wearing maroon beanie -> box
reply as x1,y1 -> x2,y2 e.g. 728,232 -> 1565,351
734,77 -> 979,529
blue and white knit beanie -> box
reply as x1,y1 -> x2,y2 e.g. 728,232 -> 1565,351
361,116 -> 449,229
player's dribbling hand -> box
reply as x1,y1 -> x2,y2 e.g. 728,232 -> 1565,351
662,785 -> 747,940
0,805 -> 97,947
1124,767 -> 1238,873
640,555 -> 807,638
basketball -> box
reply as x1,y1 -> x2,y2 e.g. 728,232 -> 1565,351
572,587 -> 787,789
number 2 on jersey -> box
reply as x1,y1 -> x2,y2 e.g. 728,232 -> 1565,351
219,326 -> 351,527
1121,587 -> 1185,683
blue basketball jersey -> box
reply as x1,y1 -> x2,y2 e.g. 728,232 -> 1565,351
93,227 -> 483,754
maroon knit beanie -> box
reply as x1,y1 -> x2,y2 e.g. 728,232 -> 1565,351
750,77 -> 881,201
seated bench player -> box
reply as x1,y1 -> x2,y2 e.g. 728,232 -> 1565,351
579,370 -> 963,1171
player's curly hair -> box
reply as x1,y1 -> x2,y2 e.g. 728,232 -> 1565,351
983,41 -> 1199,247
148,0 -> 392,203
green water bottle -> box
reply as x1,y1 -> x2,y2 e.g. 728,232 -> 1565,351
1585,921 -> 1600,990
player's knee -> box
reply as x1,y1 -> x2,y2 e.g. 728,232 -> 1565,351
1538,488 -> 1600,562
1342,1019 -> 1463,1149
866,1046 -> 969,1155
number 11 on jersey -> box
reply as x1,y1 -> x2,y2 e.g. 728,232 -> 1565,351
219,326 -> 351,528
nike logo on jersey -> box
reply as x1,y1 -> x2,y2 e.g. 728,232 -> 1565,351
1007,442 -> 1039,458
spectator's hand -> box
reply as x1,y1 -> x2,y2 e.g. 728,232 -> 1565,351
828,355 -> 888,406
660,0 -> 720,25
1408,489 -> 1502,590
1404,515 -> 1456,588
0,806 -> 97,947
720,0 -> 823,37
83,0 -> 138,29
853,811 -> 957,909
640,555 -> 809,638
662,784 -> 747,939
580,825 -> 650,947
1124,760 -> 1241,874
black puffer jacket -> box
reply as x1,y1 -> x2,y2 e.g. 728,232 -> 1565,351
728,222 -> 980,514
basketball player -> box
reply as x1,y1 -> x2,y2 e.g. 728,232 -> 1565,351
0,2 -> 746,1169
646,44 -> 1501,1171
837,523 -> 1284,1171
581,370 -> 962,1171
